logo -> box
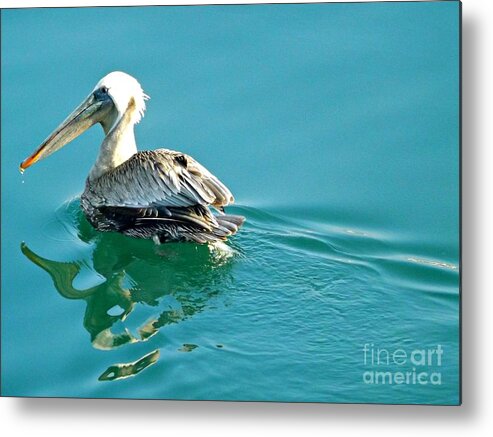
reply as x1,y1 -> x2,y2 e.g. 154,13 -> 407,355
362,344 -> 443,385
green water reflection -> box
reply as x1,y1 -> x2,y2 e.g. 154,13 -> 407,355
21,210 -> 236,382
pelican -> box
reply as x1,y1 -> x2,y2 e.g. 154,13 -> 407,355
20,71 -> 244,244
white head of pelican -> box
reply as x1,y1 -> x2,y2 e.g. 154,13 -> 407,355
95,71 -> 149,126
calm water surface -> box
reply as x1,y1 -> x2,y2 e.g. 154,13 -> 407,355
1,3 -> 459,404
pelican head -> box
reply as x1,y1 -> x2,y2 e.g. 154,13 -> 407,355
20,71 -> 149,173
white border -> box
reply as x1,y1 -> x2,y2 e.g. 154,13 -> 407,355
1,0 -> 436,8
2,0 -> 493,436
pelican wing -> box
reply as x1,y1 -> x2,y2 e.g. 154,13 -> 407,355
89,149 -> 234,210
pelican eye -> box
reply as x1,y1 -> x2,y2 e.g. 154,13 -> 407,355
94,86 -> 110,100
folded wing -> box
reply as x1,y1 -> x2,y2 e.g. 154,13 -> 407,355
89,149 -> 234,210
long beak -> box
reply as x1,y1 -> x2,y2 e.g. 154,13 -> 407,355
20,94 -> 103,173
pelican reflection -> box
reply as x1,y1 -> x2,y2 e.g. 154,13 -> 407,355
21,206 -> 237,381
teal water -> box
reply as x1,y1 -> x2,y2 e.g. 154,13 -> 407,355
1,2 -> 460,404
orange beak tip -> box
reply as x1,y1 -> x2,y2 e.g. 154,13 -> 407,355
19,155 -> 37,174
19,162 -> 27,174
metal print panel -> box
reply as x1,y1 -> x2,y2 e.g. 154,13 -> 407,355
1,1 -> 461,405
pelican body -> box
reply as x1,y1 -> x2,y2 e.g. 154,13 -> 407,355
20,72 -> 244,244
